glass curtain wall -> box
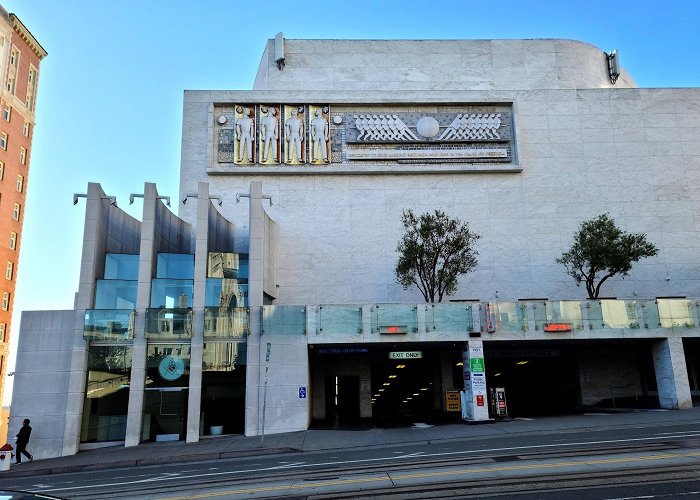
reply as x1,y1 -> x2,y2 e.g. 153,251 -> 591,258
201,342 -> 247,436
201,253 -> 249,436
82,254 -> 138,444
143,343 -> 191,441
81,344 -> 133,443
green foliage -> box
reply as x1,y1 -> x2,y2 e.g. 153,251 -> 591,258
395,209 -> 480,303
557,213 -> 658,299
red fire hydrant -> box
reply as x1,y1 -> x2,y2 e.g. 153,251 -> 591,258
0,443 -> 14,472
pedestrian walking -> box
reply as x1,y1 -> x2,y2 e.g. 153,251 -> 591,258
15,418 -> 33,464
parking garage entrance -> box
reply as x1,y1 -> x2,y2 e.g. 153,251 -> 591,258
484,345 -> 579,416
309,343 -> 463,426
483,340 -> 660,416
309,339 -> 662,426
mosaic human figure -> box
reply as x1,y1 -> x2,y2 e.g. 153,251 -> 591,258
236,107 -> 254,162
260,107 -> 279,162
285,108 -> 304,162
310,109 -> 329,162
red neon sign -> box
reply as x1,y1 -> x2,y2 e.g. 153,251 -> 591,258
544,323 -> 572,332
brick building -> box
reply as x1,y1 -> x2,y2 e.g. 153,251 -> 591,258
0,6 -> 46,442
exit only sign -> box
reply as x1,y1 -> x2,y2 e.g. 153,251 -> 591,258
389,351 -> 423,359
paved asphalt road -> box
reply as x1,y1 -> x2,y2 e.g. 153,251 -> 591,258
4,409 -> 700,498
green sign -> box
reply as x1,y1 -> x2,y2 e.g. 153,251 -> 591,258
470,357 -> 485,373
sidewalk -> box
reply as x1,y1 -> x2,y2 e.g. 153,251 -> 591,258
5,407 -> 700,477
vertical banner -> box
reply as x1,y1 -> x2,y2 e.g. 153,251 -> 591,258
462,339 -> 490,421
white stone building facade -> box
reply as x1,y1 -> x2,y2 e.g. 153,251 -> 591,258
10,38 -> 700,459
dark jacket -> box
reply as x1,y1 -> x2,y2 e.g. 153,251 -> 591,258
16,425 -> 31,447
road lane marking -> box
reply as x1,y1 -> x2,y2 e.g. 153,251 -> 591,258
157,450 -> 700,499
32,432 -> 700,495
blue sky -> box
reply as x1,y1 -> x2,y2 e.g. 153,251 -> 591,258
2,0 -> 700,400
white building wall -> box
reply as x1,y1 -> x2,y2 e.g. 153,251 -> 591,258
253,39 -> 636,92
180,86 -> 700,304
11,310 -> 74,460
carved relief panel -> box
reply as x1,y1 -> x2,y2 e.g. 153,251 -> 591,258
213,104 -> 515,170
258,105 -> 281,165
282,105 -> 306,164
234,106 -> 256,165
308,105 -> 330,165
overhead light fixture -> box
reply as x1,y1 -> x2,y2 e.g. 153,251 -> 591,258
388,375 -> 397,379
456,361 -> 464,367
420,387 -> 428,391
383,382 -> 390,386
494,372 -> 502,377
516,360 -> 529,365
396,364 -> 406,369
378,389 -> 385,392
412,393 -> 419,396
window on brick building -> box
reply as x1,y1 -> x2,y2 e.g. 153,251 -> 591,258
16,174 -> 23,192
3,105 -> 10,121
0,323 -> 5,342
0,161 -> 4,180
22,121 -> 29,137
19,147 -> 26,164
0,132 -> 7,150
2,292 -> 9,311
9,232 -> 16,250
6,262 -> 13,280
12,203 -> 20,221
26,67 -> 37,111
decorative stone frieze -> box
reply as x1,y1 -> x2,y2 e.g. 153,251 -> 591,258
213,104 -> 514,169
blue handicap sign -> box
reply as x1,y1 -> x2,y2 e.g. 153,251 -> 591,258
298,387 -> 307,399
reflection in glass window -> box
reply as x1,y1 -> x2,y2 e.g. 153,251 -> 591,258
205,278 -> 247,308
94,280 -> 138,309
104,254 -> 139,280
81,345 -> 132,443
201,341 -> 247,435
156,253 -> 194,279
146,343 -> 191,388
150,279 -> 193,308
207,252 -> 249,280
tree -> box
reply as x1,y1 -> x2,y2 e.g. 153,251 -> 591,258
557,213 -> 658,299
395,209 -> 480,303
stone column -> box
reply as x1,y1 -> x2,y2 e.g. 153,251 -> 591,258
186,182 -> 210,442
125,183 -> 158,446
245,182 -> 264,436
462,339 -> 490,421
62,183 -> 105,455
652,337 -> 693,409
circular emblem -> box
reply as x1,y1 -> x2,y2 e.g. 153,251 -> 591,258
158,355 -> 185,381
416,116 -> 440,138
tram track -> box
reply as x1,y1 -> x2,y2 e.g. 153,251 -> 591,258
38,439 -> 700,499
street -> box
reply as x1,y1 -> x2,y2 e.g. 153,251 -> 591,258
6,418 -> 700,498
